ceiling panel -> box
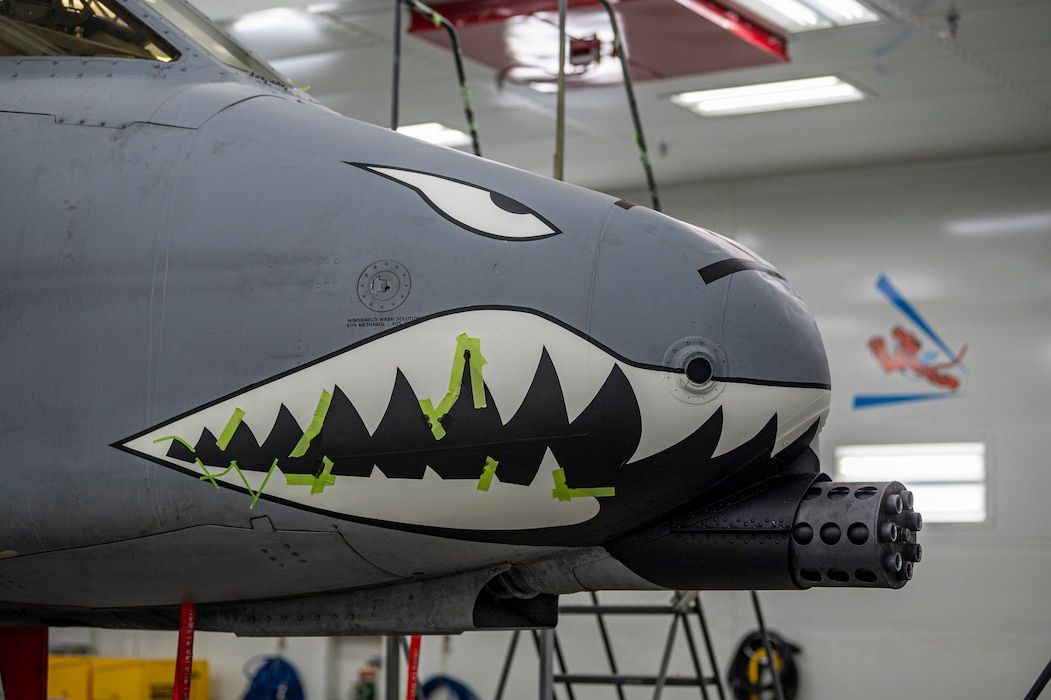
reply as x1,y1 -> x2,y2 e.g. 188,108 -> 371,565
196,0 -> 1051,191
927,1 -> 1051,50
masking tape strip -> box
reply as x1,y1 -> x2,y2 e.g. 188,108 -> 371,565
154,434 -> 276,507
460,334 -> 487,409
154,435 -> 221,489
285,456 -> 336,494
420,333 -> 487,440
215,408 -> 246,451
551,468 -> 615,502
476,456 -> 499,492
199,460 -> 237,484
248,460 -> 278,508
418,398 -> 449,441
157,333 -> 492,505
290,390 -> 333,458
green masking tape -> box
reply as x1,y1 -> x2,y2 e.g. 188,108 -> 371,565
419,333 -> 487,440
198,459 -> 237,485
154,435 -> 222,489
290,390 -> 333,458
476,456 -> 499,492
285,456 -> 337,494
551,468 -> 615,502
248,460 -> 278,508
155,434 -> 195,452
215,408 -> 246,451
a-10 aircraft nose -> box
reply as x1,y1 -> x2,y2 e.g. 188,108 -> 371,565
589,202 -> 829,392
580,207 -> 922,592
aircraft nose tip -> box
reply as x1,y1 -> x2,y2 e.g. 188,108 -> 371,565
719,266 -> 830,387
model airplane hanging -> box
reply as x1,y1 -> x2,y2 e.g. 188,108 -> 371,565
0,0 -> 921,639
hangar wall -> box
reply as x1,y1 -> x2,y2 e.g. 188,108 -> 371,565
49,149 -> 1051,699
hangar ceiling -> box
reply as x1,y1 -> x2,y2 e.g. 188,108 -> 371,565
194,0 -> 1051,192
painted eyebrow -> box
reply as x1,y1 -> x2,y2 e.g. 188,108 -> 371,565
698,258 -> 786,284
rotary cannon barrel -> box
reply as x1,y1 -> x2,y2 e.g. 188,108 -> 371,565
607,473 -> 922,590
789,479 -> 922,589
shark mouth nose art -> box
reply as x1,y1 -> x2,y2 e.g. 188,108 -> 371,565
117,309 -> 829,541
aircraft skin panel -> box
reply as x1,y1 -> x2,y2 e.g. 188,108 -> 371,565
0,516 -> 569,609
0,519 -> 394,608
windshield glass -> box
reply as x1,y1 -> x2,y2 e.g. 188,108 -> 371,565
142,0 -> 290,85
0,0 -> 179,60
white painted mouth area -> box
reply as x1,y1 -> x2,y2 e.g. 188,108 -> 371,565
123,309 -> 829,530
629,377 -> 829,463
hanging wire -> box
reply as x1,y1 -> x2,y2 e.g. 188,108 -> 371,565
404,0 -> 482,156
554,0 -> 568,181
390,0 -> 483,156
749,591 -> 786,700
596,0 -> 661,211
390,0 -> 402,130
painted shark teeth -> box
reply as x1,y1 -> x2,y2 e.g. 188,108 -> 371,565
119,308 -> 829,534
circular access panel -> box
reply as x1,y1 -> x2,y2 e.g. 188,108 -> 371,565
358,260 -> 411,312
661,336 -> 727,404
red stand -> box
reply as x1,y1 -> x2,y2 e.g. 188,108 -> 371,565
0,627 -> 48,700
404,635 -> 422,700
173,603 -> 196,700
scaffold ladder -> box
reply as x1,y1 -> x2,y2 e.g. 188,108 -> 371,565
495,591 -> 727,700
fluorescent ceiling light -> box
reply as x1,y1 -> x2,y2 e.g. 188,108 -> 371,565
944,211 -> 1051,237
732,0 -> 878,32
834,443 -> 986,524
808,0 -> 879,23
671,76 -> 865,116
396,122 -> 471,149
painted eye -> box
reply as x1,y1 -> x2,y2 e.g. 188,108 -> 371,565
350,163 -> 560,241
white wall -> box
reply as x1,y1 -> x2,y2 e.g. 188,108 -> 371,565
51,150 -> 1051,699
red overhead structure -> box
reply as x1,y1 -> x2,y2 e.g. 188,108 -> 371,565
409,0 -> 788,89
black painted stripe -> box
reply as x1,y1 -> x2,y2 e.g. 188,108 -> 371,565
699,258 -> 785,284
718,376 -> 832,391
